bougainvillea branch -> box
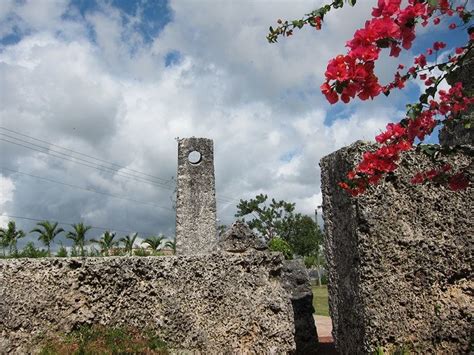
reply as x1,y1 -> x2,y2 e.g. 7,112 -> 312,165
266,0 -> 357,43
267,0 -> 473,195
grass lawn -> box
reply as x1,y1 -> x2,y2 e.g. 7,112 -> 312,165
312,285 -> 329,317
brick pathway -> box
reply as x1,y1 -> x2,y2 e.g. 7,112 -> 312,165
314,315 -> 337,354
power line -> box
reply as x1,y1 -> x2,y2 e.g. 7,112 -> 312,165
1,166 -> 174,212
0,134 -> 175,189
1,136 -> 239,204
0,126 -> 173,185
0,127 -> 241,204
216,195 -> 239,203
1,214 -> 157,236
0,137 -> 176,191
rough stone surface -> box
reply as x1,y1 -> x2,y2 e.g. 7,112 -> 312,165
218,222 -> 319,354
0,254 -> 297,354
175,137 -> 217,255
320,141 -> 473,354
218,221 -> 267,253
281,260 -> 319,355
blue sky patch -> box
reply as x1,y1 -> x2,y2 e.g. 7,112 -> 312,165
0,29 -> 23,47
70,0 -> 173,43
280,149 -> 301,162
165,50 -> 182,67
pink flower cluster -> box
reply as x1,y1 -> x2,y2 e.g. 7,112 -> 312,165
340,80 -> 473,196
411,165 -> 470,191
326,0 -> 473,195
320,0 -> 465,104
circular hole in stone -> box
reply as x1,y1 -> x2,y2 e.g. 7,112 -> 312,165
188,150 -> 202,165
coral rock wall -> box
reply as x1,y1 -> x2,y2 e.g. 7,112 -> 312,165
0,254 -> 296,354
320,141 -> 473,354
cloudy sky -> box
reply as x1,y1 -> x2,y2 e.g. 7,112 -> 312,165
0,0 -> 466,249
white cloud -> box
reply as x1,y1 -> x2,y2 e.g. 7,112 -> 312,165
0,0 -> 416,244
0,175 -> 15,227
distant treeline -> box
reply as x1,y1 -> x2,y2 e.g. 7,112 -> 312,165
0,220 -> 175,258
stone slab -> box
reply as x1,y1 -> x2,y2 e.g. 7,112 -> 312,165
320,141 -> 473,354
175,137 -> 217,255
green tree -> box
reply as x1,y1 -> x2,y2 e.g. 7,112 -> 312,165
0,229 -> 8,256
30,221 -> 64,256
235,194 -> 295,241
66,222 -> 92,257
236,194 -> 323,258
284,214 -> 323,257
0,221 -> 26,256
120,233 -> 138,256
91,231 -> 119,256
142,235 -> 165,254
165,239 -> 176,254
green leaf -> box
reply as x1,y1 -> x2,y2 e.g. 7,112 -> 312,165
419,93 -> 428,104
420,145 -> 437,156
375,38 -> 390,48
426,86 -> 437,97
427,0 -> 438,7
347,0 -> 357,6
335,81 -> 345,94
461,12 -> 472,23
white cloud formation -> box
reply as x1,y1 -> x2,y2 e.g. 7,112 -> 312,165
0,0 -> 421,249
0,175 -> 15,227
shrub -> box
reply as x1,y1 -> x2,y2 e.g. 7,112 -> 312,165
134,248 -> 150,257
268,237 -> 293,260
20,242 -> 48,258
56,244 -> 68,257
86,247 -> 102,257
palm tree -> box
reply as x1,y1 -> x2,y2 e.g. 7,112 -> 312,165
30,221 -> 64,256
120,233 -> 138,256
0,221 -> 26,256
91,231 -> 119,256
66,222 -> 92,256
0,228 -> 8,256
165,239 -> 176,255
142,235 -> 165,254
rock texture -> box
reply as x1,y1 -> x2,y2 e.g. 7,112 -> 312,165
220,221 -> 319,354
0,254 -> 296,354
281,260 -> 318,355
320,141 -> 473,354
175,137 -> 217,255
218,220 -> 267,253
